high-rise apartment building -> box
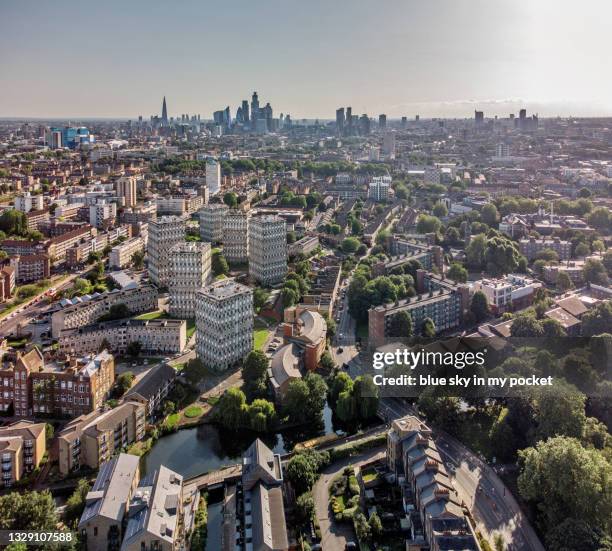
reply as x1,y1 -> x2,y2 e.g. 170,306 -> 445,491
223,209 -> 250,264
199,203 -> 228,243
168,242 -> 212,318
195,279 -> 253,371
148,216 -> 185,287
206,158 -> 221,195
116,176 -> 138,208
378,114 -> 387,130
249,215 -> 287,286
368,176 -> 392,202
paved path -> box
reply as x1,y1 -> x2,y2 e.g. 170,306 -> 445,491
313,448 -> 385,551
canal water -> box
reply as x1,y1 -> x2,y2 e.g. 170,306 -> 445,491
143,402 -> 337,479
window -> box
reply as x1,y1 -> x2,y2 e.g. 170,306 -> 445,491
93,527 -> 97,536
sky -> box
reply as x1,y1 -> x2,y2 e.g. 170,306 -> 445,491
1,0 -> 611,119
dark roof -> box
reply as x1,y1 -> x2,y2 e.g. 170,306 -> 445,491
126,363 -> 176,401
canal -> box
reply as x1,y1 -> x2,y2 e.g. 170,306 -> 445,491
143,402 -> 337,479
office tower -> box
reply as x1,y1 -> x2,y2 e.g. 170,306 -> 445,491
519,109 -> 527,121
44,129 -> 63,149
359,114 -> 371,135
401,116 -> 408,129
224,105 -> 231,127
346,107 -> 352,123
195,279 -> 253,371
415,114 -> 420,121
223,209 -> 250,264
161,96 -> 168,124
251,91 -> 260,123
148,216 -> 186,287
379,114 -> 387,130
474,110 -> 484,124
206,158 -> 221,195
383,132 -> 396,159
263,103 -> 273,131
241,99 -> 249,124
336,108 -> 345,133
199,203 -> 228,243
116,176 -> 137,208
249,215 -> 287,285
169,242 -> 212,318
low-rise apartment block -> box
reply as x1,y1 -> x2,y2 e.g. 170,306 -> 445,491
0,420 -> 46,488
78,453 -> 141,551
51,285 -> 158,338
126,363 -> 176,419
288,235 -> 319,257
0,348 -> 115,417
8,254 -> 51,283
109,237 -> 145,269
471,274 -> 542,314
59,318 -> 186,357
519,236 -> 571,261
57,401 -> 146,475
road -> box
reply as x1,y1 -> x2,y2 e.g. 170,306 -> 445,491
313,448 -> 385,551
379,398 -> 544,551
0,270 -> 84,336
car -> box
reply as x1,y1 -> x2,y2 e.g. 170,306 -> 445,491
337,347 -> 344,353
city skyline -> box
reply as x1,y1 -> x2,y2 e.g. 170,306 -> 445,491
1,0 -> 612,119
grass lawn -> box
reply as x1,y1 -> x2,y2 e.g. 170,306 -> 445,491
184,405 -> 203,418
134,310 -> 165,320
356,321 -> 369,341
186,319 -> 196,339
163,413 -> 181,431
127,437 -> 153,457
254,327 -> 270,351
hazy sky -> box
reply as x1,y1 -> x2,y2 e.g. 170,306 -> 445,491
1,0 -> 611,119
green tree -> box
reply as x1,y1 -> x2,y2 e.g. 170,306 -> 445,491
575,242 -> 591,258
369,511 -> 383,539
183,358 -> 207,386
131,250 -> 145,269
0,490 -> 59,533
583,259 -> 609,285
352,375 -> 379,420
518,437 -> 612,537
534,385 -> 586,442
545,518 -> 612,551
212,251 -> 229,276
556,271 -> 573,292
447,262 -> 468,283
466,233 -> 487,268
470,291 -> 489,322
422,317 -> 436,338
432,202 -> 448,218
582,300 -> 612,337
215,387 -> 247,430
295,492 -> 315,524
341,237 -> 360,254
242,350 -> 269,400
126,341 -> 142,358
115,371 -> 134,396
510,312 -> 544,338
223,192 -> 238,207
327,371 -> 353,408
353,512 -> 372,542
247,399 -> 276,431
285,451 -> 327,494
64,478 -> 91,527
253,287 -> 270,311
416,214 -> 442,234
481,203 -> 500,226
387,310 -> 413,338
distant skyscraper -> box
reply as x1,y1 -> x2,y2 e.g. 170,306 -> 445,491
359,114 -> 370,135
242,100 -> 249,123
475,110 -> 484,124
401,116 -> 407,129
161,96 -> 168,124
116,176 -> 137,208
383,132 -> 396,159
336,108 -> 345,133
251,91 -> 260,123
378,114 -> 387,130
